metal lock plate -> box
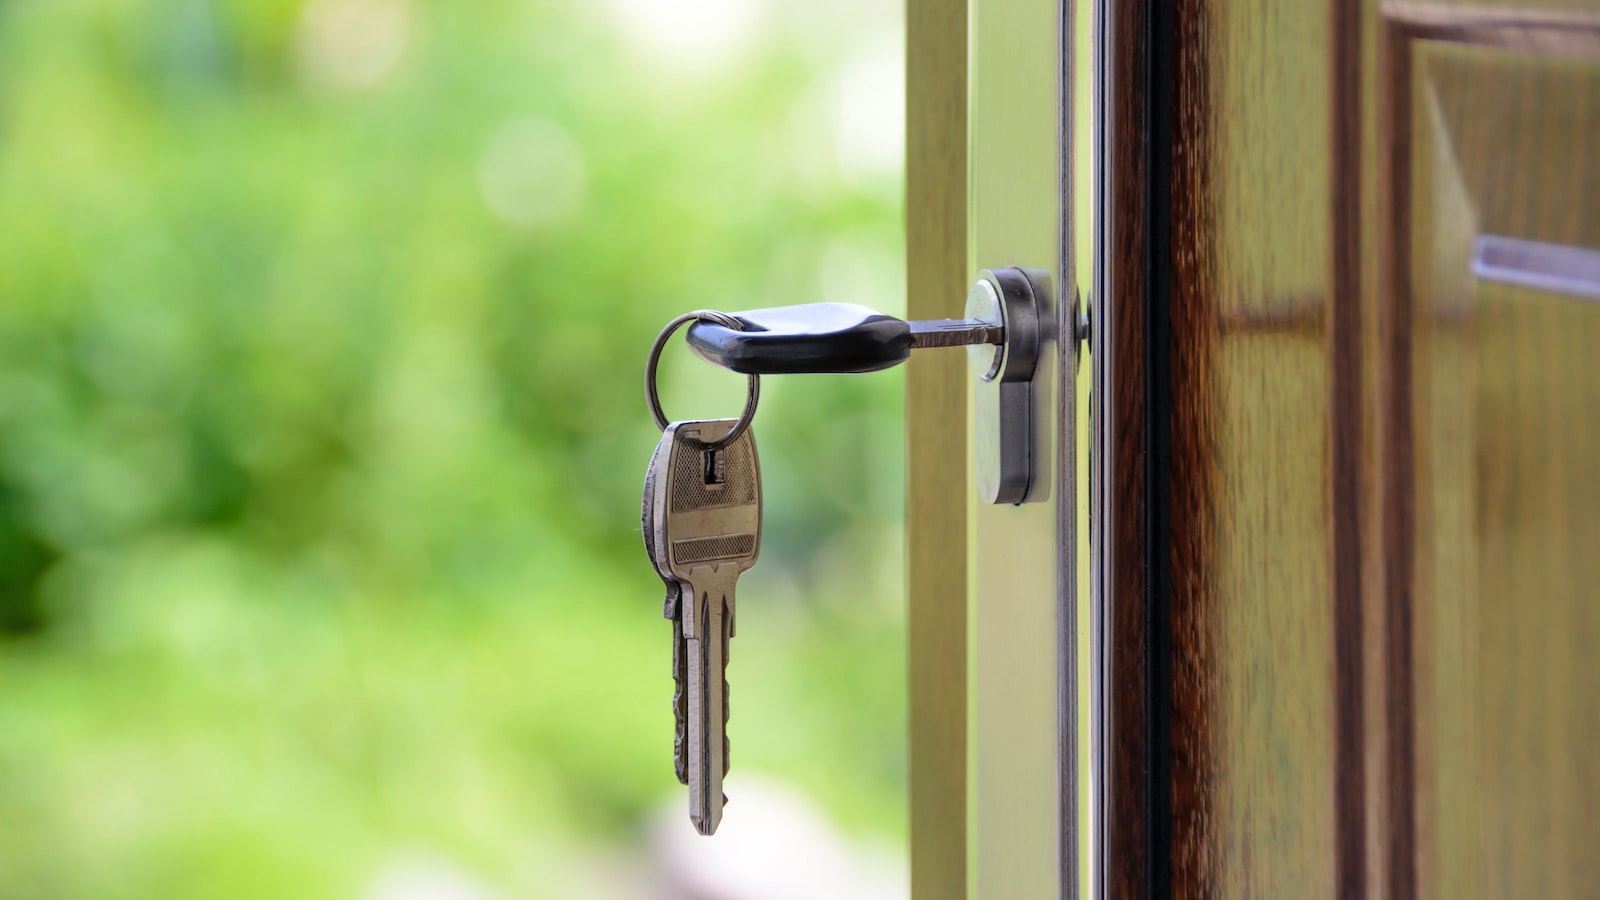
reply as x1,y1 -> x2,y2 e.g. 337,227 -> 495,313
967,267 -> 1046,505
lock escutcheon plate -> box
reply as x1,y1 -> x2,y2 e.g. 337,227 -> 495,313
968,267 -> 1045,505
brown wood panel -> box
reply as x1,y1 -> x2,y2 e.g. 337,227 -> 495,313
1099,0 -> 1600,896
905,0 -> 967,894
1101,0 -> 1153,893
1162,0 -> 1350,894
1379,10 -> 1422,895
1380,9 -> 1600,895
1105,0 -> 1366,894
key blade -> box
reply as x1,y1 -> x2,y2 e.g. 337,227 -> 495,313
686,573 -> 733,835
907,317 -> 1005,348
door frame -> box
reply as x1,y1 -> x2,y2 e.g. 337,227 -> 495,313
906,0 -> 1084,896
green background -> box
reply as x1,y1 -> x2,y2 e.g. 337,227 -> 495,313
0,0 -> 907,895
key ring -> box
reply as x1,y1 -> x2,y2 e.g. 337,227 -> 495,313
646,310 -> 760,450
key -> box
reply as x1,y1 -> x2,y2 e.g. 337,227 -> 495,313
684,301 -> 1004,374
642,425 -> 691,784
661,417 -> 761,835
668,419 -> 758,835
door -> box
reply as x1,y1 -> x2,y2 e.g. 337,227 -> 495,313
1095,0 -> 1600,897
909,0 -> 1600,897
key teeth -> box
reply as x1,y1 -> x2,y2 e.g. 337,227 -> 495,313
674,691 -> 688,785
723,616 -> 732,776
673,616 -> 689,785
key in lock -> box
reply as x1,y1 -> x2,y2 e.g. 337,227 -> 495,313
639,269 -> 1070,836
685,267 -> 1057,504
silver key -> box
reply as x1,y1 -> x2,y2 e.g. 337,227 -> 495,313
662,418 -> 761,835
642,425 -> 691,785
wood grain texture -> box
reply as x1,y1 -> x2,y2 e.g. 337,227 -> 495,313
905,0 -> 967,894
1105,0 -> 1362,893
1378,12 -> 1420,896
1330,0 -> 1372,894
1379,8 -> 1600,895
1101,0 -> 1153,894
1163,0 -> 1347,894
1099,0 -> 1600,895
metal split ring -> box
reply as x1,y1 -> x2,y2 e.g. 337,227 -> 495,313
645,310 -> 760,450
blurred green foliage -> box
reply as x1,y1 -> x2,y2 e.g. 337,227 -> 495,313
0,0 -> 906,895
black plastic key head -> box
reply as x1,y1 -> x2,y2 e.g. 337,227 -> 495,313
685,303 -> 912,375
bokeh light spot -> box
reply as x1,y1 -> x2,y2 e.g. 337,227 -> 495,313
476,119 -> 588,230
831,35 -> 905,192
599,0 -> 770,80
296,0 -> 415,94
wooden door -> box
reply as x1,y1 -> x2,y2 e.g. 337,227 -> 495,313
1094,0 -> 1600,897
